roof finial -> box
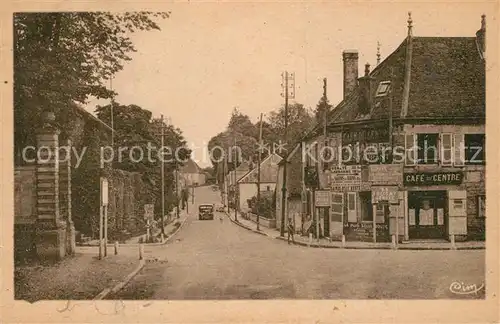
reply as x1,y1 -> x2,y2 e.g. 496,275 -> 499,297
481,14 -> 486,30
376,41 -> 381,65
407,12 -> 413,36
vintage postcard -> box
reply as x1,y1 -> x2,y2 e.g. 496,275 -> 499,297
1,1 -> 499,323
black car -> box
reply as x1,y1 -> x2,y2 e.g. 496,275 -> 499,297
198,204 -> 214,220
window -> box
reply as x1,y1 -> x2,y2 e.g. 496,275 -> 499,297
375,81 -> 391,97
266,185 -> 270,191
477,195 -> 486,218
465,134 -> 485,165
416,133 -> 439,164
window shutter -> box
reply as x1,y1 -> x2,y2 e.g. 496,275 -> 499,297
454,134 -> 465,166
405,133 -> 417,166
330,192 -> 344,223
347,192 -> 357,222
448,190 -> 467,235
440,133 -> 453,166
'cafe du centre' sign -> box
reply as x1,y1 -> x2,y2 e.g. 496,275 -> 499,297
403,171 -> 463,186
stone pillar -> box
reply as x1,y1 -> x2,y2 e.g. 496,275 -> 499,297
34,112 -> 67,261
59,139 -> 76,255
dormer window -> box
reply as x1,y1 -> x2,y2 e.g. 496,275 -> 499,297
375,81 -> 391,97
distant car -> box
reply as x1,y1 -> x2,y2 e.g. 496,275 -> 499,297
215,204 -> 225,212
198,204 -> 215,220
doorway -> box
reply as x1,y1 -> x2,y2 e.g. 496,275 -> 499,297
408,191 -> 447,239
323,207 -> 330,237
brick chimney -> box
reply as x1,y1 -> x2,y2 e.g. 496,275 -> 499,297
476,14 -> 486,59
342,50 -> 359,99
358,63 -> 374,115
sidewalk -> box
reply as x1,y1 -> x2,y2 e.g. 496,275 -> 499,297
226,210 -> 485,250
79,208 -> 190,246
14,253 -> 140,302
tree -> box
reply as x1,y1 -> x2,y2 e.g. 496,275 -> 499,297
314,94 -> 332,127
95,103 -> 191,215
267,102 -> 315,153
228,107 -> 257,138
14,12 -> 169,155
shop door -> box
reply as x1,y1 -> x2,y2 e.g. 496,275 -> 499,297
323,207 -> 330,237
408,191 -> 447,239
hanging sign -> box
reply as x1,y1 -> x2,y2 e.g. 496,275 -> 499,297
314,190 -> 331,207
372,186 -> 399,204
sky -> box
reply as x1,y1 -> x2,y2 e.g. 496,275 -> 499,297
85,2 -> 493,168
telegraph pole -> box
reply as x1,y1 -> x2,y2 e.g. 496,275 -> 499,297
110,76 -> 114,148
160,115 -> 165,234
233,136 -> 238,221
280,71 -> 295,237
256,113 -> 263,231
175,162 -> 180,219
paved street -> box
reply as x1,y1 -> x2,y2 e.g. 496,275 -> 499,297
108,186 -> 485,300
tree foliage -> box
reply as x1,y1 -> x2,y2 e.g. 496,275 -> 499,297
267,103 -> 315,152
95,103 -> 191,216
208,103 -> 314,185
14,12 -> 169,153
314,93 -> 332,127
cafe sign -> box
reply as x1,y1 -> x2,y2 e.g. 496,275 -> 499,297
403,171 -> 463,186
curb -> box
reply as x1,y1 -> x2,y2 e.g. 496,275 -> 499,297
225,212 -> 270,237
275,236 -> 484,250
159,214 -> 189,245
93,259 -> 146,300
223,211 -> 485,251
78,215 -> 189,248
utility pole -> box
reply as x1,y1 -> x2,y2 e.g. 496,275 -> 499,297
389,67 -> 394,162
110,76 -> 114,148
256,113 -> 263,231
320,78 -> 329,240
160,115 -> 165,234
280,71 -> 295,237
175,162 -> 180,219
224,154 -> 229,209
233,136 -> 238,221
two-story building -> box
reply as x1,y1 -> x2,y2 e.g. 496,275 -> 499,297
281,14 -> 486,243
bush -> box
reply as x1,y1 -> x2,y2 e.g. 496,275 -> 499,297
248,192 -> 275,219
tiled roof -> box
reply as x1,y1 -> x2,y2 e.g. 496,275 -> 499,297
406,37 -> 485,118
328,36 -> 485,125
238,153 -> 282,183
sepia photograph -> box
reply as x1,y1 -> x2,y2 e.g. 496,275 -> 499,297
3,1 -> 498,323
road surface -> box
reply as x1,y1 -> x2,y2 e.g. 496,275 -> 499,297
108,186 -> 485,299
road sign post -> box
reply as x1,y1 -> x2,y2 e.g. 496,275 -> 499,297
144,204 -> 154,242
99,177 -> 109,259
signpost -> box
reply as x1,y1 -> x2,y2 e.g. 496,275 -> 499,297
144,204 -> 154,242
99,177 -> 109,259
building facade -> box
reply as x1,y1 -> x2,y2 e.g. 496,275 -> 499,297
286,14 -> 486,242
